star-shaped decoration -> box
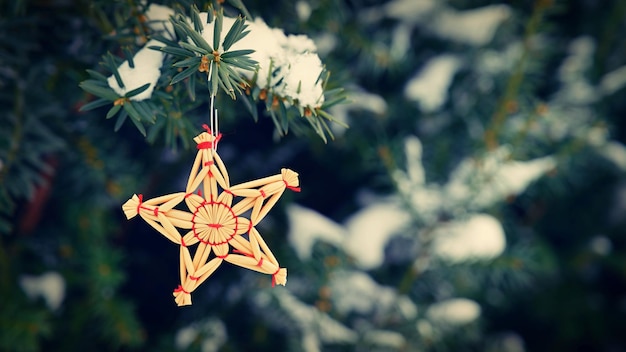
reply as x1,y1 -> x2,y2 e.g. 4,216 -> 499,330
122,127 -> 300,306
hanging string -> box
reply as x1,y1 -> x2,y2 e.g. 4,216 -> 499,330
208,59 -> 216,152
208,71 -> 219,152
201,95 -> 221,150
214,108 -> 219,151
209,95 -> 215,151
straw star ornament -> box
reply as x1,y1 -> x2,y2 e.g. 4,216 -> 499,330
122,126 -> 300,306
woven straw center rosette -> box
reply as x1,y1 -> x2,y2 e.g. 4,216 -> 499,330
122,129 -> 299,306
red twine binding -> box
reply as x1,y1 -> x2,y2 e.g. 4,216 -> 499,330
260,189 -> 267,198
283,181 -> 301,192
174,285 -> 189,294
197,141 -> 214,149
271,268 -> 281,287
196,127 -> 222,149
136,194 -> 143,214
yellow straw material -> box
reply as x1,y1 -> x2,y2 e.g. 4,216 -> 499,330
122,130 -> 300,306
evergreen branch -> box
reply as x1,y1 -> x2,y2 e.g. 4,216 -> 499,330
149,34 -> 179,48
213,7 -> 223,50
484,0 -> 552,150
123,103 -> 148,136
190,4 -> 204,33
172,18 -> 214,53
226,0 -> 252,20
317,109 -> 348,128
80,98 -> 112,111
151,45 -> 195,57
106,104 -> 122,119
220,49 -> 254,59
222,16 -> 248,51
133,101 -> 156,123
79,80 -> 120,102
114,110 -> 128,131
171,65 -> 200,85
104,52 -> 125,89
220,55 -> 257,70
221,60 -> 249,90
269,108 -> 284,136
218,64 -> 236,99
124,82 -> 151,98
122,46 -> 135,68
172,56 -> 202,68
278,100 -> 289,133
320,90 -> 348,111
86,69 -> 108,82
178,41 -> 211,55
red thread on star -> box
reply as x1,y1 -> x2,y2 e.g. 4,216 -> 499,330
136,194 -> 143,214
174,285 -> 189,294
284,180 -> 301,192
271,268 -> 281,287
